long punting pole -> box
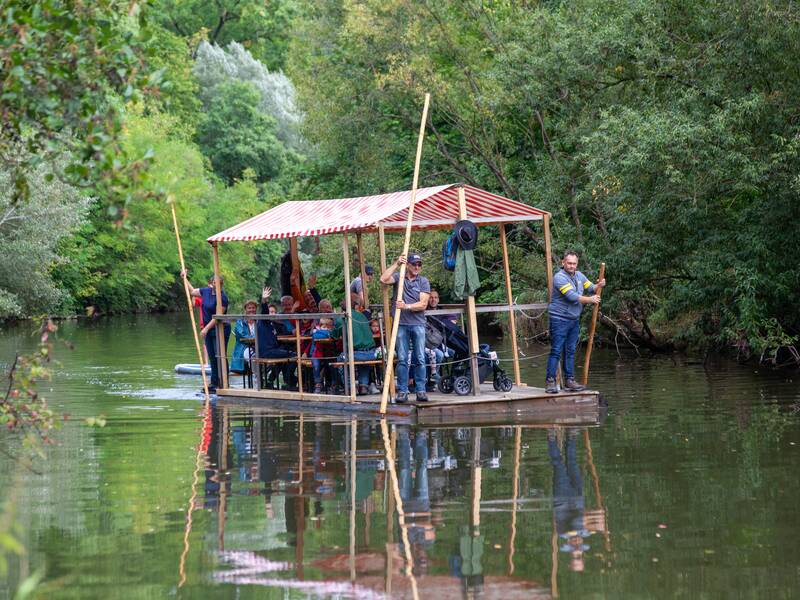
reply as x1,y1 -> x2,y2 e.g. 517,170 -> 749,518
499,223 -> 522,385
212,242 -> 229,390
343,234 -> 357,402
581,262 -> 606,386
170,198 -> 212,588
169,199 -> 211,402
379,92 -> 430,414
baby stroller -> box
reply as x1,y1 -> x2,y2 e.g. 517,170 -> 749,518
427,315 -> 513,396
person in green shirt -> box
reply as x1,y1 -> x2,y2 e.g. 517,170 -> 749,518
333,295 -> 379,395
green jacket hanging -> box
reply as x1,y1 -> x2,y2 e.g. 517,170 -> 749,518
454,247 -> 480,299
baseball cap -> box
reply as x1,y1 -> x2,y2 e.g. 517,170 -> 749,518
407,253 -> 423,265
364,265 -> 375,275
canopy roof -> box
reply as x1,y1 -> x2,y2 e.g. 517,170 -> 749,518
208,183 -> 548,243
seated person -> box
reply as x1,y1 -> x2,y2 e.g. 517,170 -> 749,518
231,299 -> 258,374
310,318 -> 337,393
332,297 -> 380,395
428,289 -> 459,325
256,287 -> 297,389
426,289 -> 455,386
278,295 -> 297,335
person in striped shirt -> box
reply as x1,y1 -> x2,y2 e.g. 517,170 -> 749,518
546,251 -> 606,393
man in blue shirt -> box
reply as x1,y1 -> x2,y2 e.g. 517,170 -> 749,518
380,252 -> 431,403
546,251 -> 606,393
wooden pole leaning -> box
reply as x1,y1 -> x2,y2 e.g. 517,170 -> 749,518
169,199 -> 211,403
378,224 -> 396,397
458,186 -> 481,396
343,234 -> 357,402
379,92 -> 430,414
170,197 -> 210,588
581,262 -> 606,387
499,223 -> 521,385
212,242 -> 229,390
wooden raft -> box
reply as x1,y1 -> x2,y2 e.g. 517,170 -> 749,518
215,384 -> 603,427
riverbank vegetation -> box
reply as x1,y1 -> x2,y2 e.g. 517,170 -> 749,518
1,0 -> 798,363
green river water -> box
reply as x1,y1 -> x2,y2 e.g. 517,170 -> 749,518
1,314 -> 798,599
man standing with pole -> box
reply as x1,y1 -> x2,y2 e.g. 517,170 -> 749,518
380,252 -> 431,403
545,251 -> 606,393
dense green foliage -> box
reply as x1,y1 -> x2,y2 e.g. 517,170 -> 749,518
1,0 -> 798,360
288,0 -> 800,358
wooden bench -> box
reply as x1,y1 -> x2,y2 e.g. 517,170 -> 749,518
251,357 -> 293,389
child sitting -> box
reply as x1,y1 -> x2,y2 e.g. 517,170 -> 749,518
311,318 -> 336,393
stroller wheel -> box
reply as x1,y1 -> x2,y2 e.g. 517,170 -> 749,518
453,375 -> 472,396
500,377 -> 513,392
438,376 -> 455,394
492,376 -> 502,391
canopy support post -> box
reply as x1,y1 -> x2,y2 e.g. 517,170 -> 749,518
212,242 -> 228,390
378,224 -> 396,397
458,186 -> 480,396
499,223 -> 521,385
543,213 -> 554,302
342,234 -> 357,402
356,232 -> 369,308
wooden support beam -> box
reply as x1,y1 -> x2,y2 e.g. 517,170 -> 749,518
499,223 -> 521,385
343,234 -> 357,402
212,242 -> 229,390
356,232 -> 369,308
378,224 -> 396,397
458,186 -> 481,396
543,213 -> 554,303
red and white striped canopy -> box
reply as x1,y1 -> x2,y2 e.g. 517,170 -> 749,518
208,183 -> 548,243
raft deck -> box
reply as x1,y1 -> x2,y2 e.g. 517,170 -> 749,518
216,383 -> 602,426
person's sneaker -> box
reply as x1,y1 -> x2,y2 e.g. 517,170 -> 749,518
416,391 -> 429,402
358,384 -> 369,396
545,378 -> 558,394
202,386 -> 217,394
394,391 -> 409,404
313,383 -> 323,394
564,378 -> 585,392
368,383 -> 380,395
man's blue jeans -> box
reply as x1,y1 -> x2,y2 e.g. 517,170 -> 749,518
546,316 -> 581,380
337,350 -> 377,387
396,324 -> 426,393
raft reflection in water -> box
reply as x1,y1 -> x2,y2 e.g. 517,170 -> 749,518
189,405 -> 609,597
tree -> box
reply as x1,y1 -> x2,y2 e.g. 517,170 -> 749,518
288,0 -> 800,359
0,157 -> 91,318
194,41 -> 303,149
151,0 -> 300,71
0,0 -> 160,202
197,80 -> 292,184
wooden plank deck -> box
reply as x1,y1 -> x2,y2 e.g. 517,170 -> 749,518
216,383 -> 603,426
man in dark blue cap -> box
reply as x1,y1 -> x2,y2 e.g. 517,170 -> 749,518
380,252 -> 431,403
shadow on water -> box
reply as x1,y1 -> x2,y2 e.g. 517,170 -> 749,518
186,403 -> 606,599
1,313 -> 799,598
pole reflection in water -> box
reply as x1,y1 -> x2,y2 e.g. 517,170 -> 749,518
186,408 -> 608,598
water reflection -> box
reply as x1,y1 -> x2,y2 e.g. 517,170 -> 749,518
187,404 -> 610,598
